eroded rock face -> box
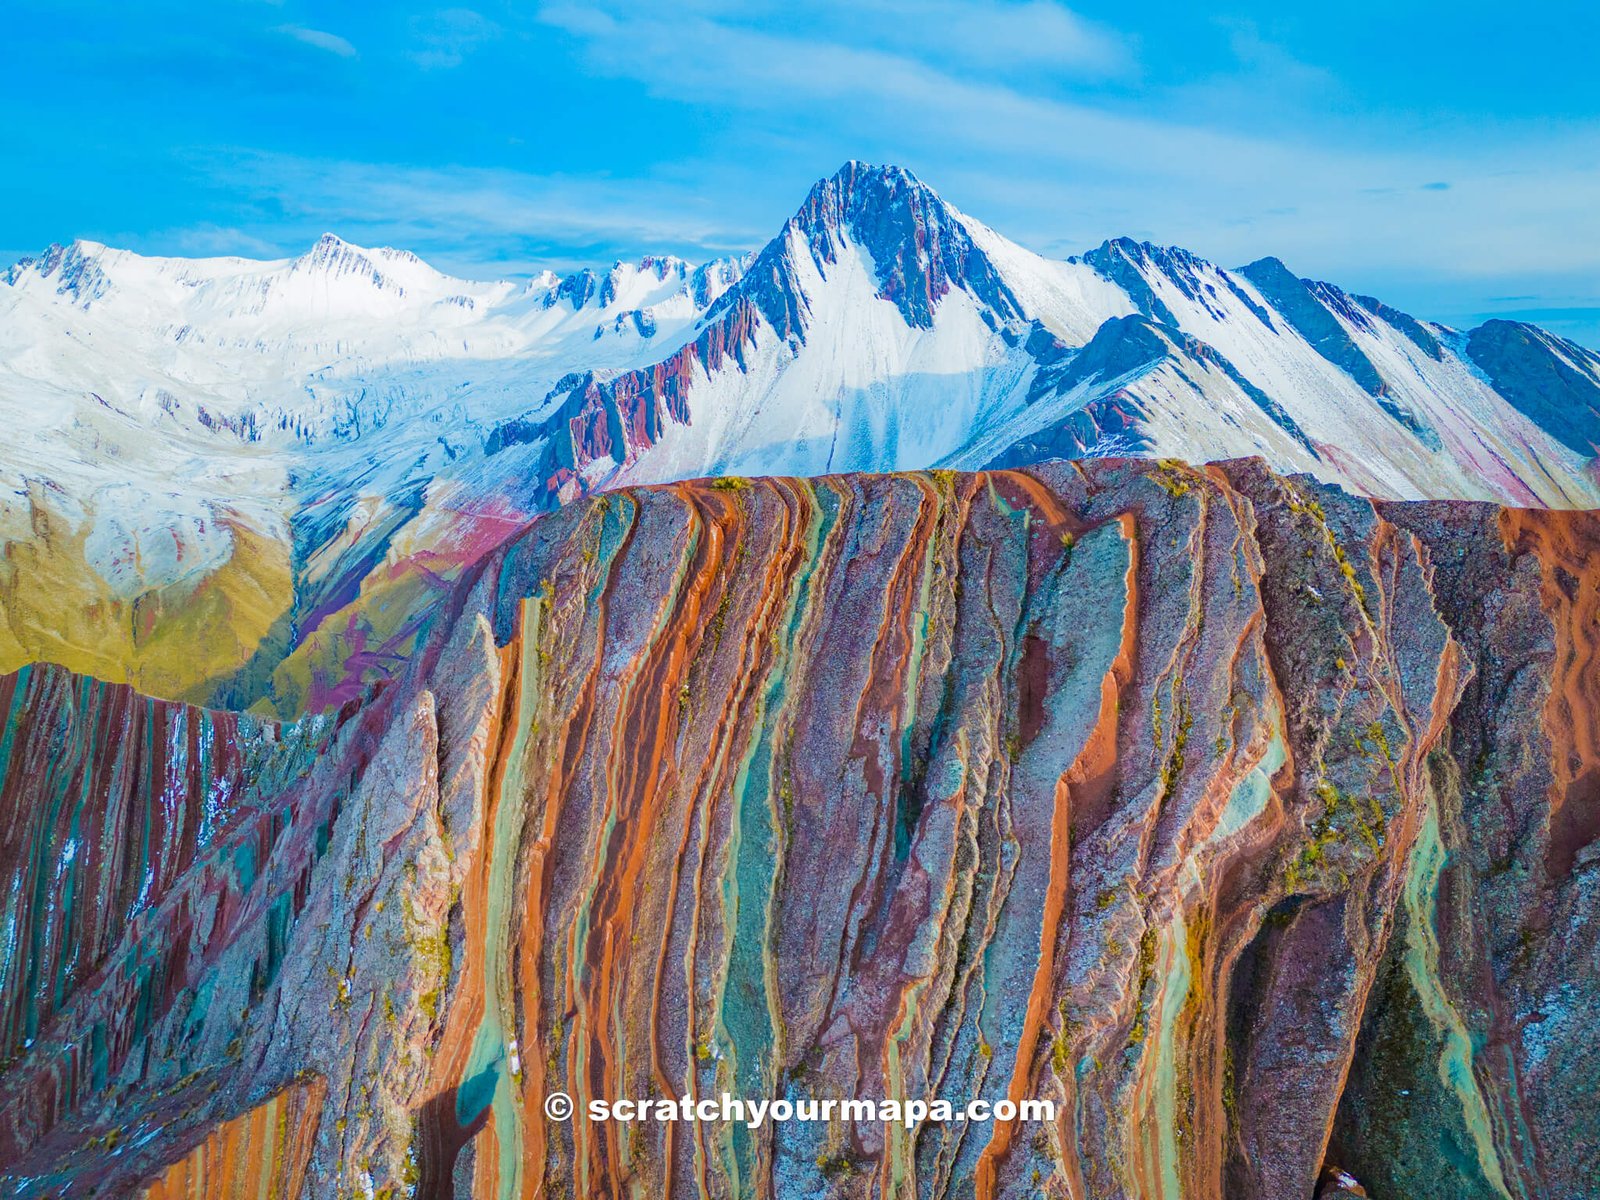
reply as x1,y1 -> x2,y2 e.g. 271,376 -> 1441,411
1,460 -> 1597,1198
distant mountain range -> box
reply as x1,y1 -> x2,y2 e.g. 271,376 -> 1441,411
5,160 -> 1600,711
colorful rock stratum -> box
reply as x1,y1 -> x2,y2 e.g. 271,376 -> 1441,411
2,458 -> 1598,1198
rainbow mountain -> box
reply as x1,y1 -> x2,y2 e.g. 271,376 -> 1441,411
4,162 -> 1599,716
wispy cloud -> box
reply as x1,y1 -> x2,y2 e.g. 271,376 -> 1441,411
275,25 -> 358,59
535,0 -> 1600,288
815,0 -> 1130,75
191,150 -> 766,274
166,223 -> 286,259
408,8 -> 498,70
7,0 -> 1595,346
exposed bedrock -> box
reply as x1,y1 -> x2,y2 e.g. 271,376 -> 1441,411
0,459 -> 1597,1198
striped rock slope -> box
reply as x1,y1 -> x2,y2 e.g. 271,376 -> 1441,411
1,459 -> 1598,1198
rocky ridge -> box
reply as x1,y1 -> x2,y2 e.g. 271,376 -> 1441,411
1,459 -> 1597,1198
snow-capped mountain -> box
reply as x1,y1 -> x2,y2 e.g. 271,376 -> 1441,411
5,161 -> 1600,710
514,165 -> 1600,512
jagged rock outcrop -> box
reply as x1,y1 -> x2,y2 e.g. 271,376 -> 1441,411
2,459 -> 1598,1198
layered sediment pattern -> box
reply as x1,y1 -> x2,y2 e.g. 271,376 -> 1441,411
1,460 -> 1598,1198
138,1080 -> 325,1200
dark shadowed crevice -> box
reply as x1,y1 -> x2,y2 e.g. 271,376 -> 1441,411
1326,913 -> 1503,1200
1222,892 -> 1312,1199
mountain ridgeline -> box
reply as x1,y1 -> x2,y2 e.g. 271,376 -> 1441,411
4,461 -> 1600,1198
3,161 -> 1600,720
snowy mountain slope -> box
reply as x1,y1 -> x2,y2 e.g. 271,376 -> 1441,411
1034,239 -> 1599,505
506,166 -> 1600,512
4,160 -> 1600,711
0,231 -> 748,696
521,163 -> 1139,495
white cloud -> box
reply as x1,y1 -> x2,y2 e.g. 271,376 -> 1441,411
274,25 -> 358,58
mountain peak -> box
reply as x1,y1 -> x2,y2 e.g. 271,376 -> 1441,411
1238,255 -> 1293,283
835,159 -> 928,188
761,160 -> 1020,330
4,238 -> 112,304
290,234 -> 448,298
792,161 -> 941,236
296,233 -> 376,273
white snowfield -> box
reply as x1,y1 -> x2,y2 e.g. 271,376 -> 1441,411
3,162 -> 1598,608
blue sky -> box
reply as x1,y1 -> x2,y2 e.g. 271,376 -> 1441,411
5,1 -> 1598,345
